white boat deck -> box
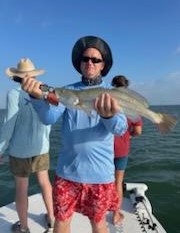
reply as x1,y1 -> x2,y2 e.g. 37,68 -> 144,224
0,183 -> 167,233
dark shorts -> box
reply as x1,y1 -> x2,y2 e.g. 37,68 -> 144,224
53,176 -> 119,223
9,153 -> 50,177
114,156 -> 128,171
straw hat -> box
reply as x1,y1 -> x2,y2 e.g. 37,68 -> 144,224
6,58 -> 45,78
72,35 -> 113,76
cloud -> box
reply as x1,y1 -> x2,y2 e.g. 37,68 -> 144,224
131,72 -> 180,105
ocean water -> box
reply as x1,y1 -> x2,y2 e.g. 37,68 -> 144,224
0,106 -> 180,233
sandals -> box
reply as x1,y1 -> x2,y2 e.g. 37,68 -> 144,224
11,215 -> 54,233
43,214 -> 55,233
11,221 -> 30,233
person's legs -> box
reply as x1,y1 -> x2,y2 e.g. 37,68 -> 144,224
36,170 -> 54,224
113,170 -> 124,224
91,217 -> 108,233
10,156 -> 30,232
53,216 -> 73,233
14,176 -> 29,230
32,153 -> 54,232
113,156 -> 128,225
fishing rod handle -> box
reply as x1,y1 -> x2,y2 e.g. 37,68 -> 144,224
12,76 -> 53,92
12,76 -> 59,105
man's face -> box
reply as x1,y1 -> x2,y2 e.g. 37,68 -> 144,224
80,48 -> 105,79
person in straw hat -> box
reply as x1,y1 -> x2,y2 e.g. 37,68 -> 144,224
0,58 -> 54,233
20,36 -> 128,233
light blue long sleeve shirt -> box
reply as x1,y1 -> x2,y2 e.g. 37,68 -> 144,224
31,81 -> 128,183
0,86 -> 51,158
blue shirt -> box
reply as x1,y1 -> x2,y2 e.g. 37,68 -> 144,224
31,81 -> 128,183
0,87 -> 51,158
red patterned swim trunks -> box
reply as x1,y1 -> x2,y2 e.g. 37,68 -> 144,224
53,176 -> 119,222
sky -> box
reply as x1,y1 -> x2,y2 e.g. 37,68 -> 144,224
0,0 -> 180,108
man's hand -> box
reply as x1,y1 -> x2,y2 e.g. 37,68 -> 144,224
22,75 -> 43,99
94,93 -> 120,118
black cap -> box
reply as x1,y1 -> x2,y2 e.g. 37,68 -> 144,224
72,35 -> 113,76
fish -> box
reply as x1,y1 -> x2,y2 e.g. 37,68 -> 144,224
7,75 -> 177,133
54,87 -> 177,134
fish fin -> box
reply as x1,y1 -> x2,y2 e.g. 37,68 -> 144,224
155,113 -> 177,134
113,87 -> 149,108
121,108 -> 141,122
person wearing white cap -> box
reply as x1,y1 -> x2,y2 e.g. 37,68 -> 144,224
20,36 -> 128,233
0,58 -> 54,233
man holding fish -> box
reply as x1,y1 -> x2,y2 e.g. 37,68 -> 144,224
19,36 -> 128,233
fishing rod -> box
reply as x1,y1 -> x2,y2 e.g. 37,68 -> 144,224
11,76 -> 54,92
10,76 -> 59,105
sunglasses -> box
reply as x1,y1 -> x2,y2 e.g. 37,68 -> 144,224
81,56 -> 103,64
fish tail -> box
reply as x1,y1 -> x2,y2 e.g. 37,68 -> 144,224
155,113 -> 177,134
